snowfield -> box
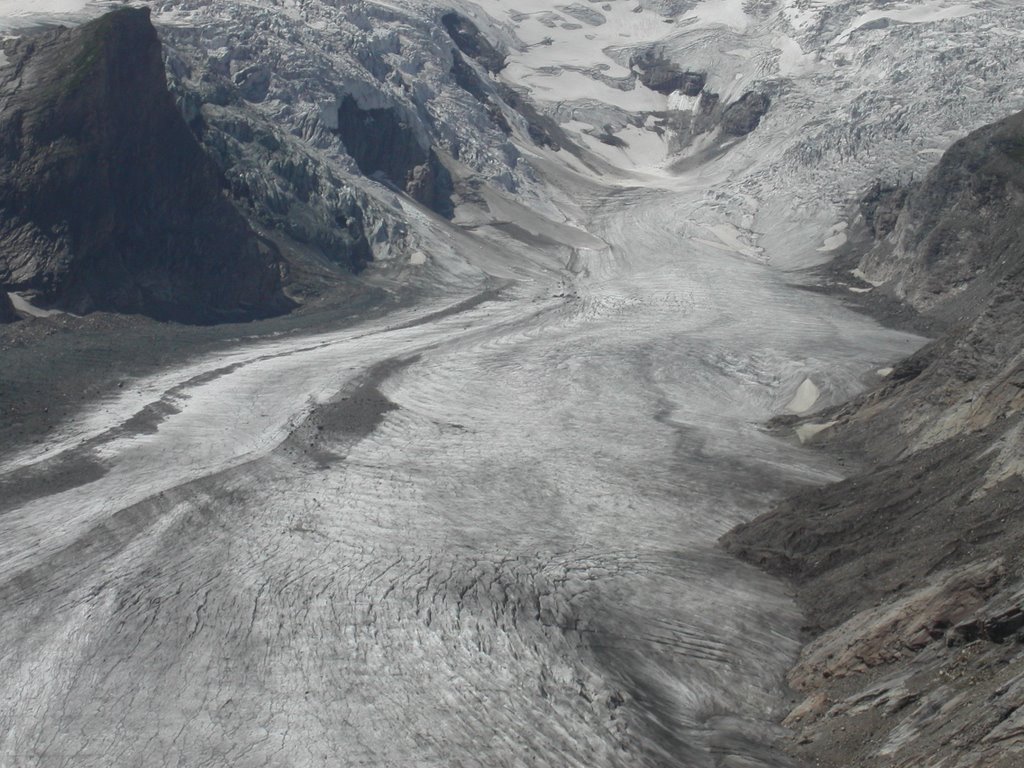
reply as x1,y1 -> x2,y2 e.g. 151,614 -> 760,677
0,0 -> 105,29
1,0 -> 1023,765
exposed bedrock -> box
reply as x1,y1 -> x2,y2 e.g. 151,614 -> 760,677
858,109 -> 1024,319
0,291 -> 16,323
495,82 -> 574,152
441,11 -> 507,74
627,46 -> 771,139
629,50 -> 705,96
859,180 -> 911,240
724,108 -> 1024,768
653,89 -> 772,160
328,96 -> 454,218
0,9 -> 291,323
719,91 -> 771,137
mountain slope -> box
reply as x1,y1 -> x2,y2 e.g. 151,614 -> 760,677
0,8 -> 290,322
724,108 -> 1024,768
859,109 -> 1024,321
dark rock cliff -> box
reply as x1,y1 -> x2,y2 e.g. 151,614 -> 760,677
724,108 -> 1024,768
441,12 -> 506,74
0,8 -> 291,323
0,291 -> 15,323
719,91 -> 771,137
859,109 -> 1024,320
630,51 -> 705,96
329,96 -> 454,218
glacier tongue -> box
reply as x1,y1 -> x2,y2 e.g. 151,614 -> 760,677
1,0 -> 1023,766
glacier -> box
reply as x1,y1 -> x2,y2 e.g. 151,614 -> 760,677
1,0 -> 1023,766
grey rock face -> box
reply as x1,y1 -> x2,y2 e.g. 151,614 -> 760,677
0,9 -> 290,323
329,96 -> 454,217
142,0 -> 551,285
450,52 -> 513,136
496,82 -> 573,151
859,180 -> 911,239
719,91 -> 771,137
859,109 -> 1024,318
726,107 -> 1024,768
658,89 -> 772,159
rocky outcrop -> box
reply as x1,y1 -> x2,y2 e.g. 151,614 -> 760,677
494,83 -> 573,152
859,180 -> 911,239
858,109 -> 1024,319
659,89 -> 773,161
450,52 -> 512,136
441,12 -> 506,74
719,91 -> 771,137
630,51 -> 705,96
0,9 -> 290,323
327,96 -> 454,217
0,292 -> 16,323
724,108 -> 1024,768
628,50 -> 769,143
200,106 -> 377,275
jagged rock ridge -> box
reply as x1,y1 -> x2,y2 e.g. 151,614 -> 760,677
0,8 -> 290,323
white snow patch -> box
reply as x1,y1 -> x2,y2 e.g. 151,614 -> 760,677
795,420 -> 837,444
786,377 -> 820,414
775,34 -> 817,77
820,222 -> 849,247
0,0 -> 92,14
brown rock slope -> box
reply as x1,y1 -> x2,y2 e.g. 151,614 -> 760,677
0,8 -> 291,323
724,109 -> 1024,767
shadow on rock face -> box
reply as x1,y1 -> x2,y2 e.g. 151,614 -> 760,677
441,11 -> 506,74
720,91 -> 771,137
329,96 -> 455,218
0,291 -> 16,323
630,50 -> 706,96
0,8 -> 293,324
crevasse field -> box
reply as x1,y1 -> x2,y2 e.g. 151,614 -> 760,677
2,1 -> 1022,766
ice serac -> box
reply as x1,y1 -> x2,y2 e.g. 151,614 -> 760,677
724,109 -> 1024,768
0,8 -> 291,322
